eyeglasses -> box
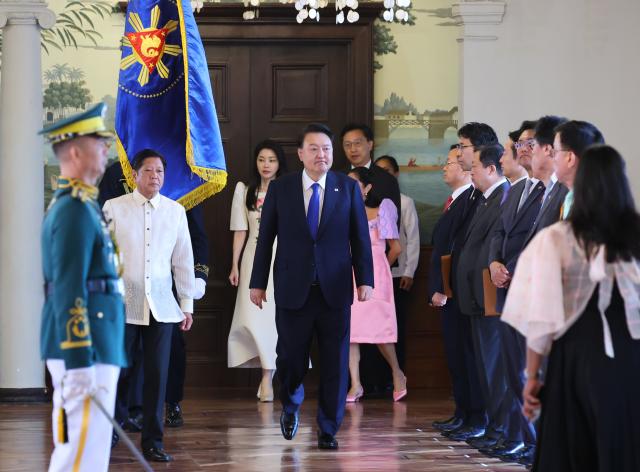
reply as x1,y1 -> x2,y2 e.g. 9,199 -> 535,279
343,139 -> 367,149
553,148 -> 570,156
444,161 -> 461,168
455,143 -> 474,151
515,138 -> 536,150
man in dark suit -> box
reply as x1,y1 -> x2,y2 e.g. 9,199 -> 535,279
440,123 -> 500,441
340,123 -> 401,394
484,117 -> 568,466
453,144 -> 509,445
249,123 -> 374,450
484,120 -> 560,459
549,119 -> 605,221
428,146 -> 486,433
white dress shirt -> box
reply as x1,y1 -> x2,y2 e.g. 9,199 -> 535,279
103,189 -> 195,326
302,170 -> 326,221
392,193 -> 420,279
483,178 -> 508,199
451,183 -> 472,202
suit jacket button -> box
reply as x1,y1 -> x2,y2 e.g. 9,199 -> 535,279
97,312 -> 104,319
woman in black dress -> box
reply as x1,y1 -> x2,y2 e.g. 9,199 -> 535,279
502,144 -> 640,471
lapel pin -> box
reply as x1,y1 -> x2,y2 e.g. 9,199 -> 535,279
334,188 -> 339,192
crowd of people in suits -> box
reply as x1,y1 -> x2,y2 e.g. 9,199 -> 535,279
429,118 -> 640,471
39,102 -> 640,470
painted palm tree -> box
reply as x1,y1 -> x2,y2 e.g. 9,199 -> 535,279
0,1 -> 113,65
68,67 -> 85,83
52,63 -> 72,82
43,70 -> 57,84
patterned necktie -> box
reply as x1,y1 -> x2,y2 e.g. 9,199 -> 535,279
307,183 -> 320,240
443,195 -> 453,212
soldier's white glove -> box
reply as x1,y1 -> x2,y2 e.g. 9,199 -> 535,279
62,366 -> 97,401
193,278 -> 206,300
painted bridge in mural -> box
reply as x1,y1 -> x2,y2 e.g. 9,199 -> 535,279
374,106 -> 459,142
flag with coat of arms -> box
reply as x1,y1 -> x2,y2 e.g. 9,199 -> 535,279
115,0 -> 226,208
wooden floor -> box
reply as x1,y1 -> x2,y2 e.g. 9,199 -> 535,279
0,390 -> 525,471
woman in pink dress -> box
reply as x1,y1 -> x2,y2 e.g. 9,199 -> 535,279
347,167 -> 407,402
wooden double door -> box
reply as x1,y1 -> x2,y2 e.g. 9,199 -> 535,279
185,5 -> 378,389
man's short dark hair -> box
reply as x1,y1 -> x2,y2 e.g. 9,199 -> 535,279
340,123 -> 374,141
518,120 -> 538,135
554,120 -> 604,159
534,115 -> 568,147
298,123 -> 334,148
449,144 -> 458,151
477,144 -> 504,175
374,155 -> 399,173
132,149 -> 167,171
458,122 -> 498,147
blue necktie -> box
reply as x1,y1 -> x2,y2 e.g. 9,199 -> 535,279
307,183 -> 320,240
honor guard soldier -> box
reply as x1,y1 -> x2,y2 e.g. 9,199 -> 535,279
39,103 -> 127,472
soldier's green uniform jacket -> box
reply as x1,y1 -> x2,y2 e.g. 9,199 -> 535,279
40,178 -> 127,369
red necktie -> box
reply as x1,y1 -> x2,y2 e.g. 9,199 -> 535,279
443,195 -> 453,212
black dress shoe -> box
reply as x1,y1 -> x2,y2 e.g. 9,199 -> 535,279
514,446 -> 536,469
466,434 -> 500,449
122,415 -> 143,433
143,447 -> 173,462
280,411 -> 299,440
433,416 -> 464,432
444,426 -> 485,441
478,437 -> 506,455
487,441 -> 525,458
317,431 -> 339,450
165,402 -> 184,428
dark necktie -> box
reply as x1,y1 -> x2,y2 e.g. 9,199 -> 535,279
307,183 -> 320,240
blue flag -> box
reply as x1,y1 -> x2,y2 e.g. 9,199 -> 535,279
115,0 -> 226,209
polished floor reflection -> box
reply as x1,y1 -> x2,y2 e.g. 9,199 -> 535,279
0,391 -> 524,471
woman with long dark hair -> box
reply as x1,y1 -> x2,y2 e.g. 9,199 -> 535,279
228,139 -> 287,401
346,167 -> 407,402
502,144 -> 640,471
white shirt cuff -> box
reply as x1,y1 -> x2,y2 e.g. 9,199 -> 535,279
180,299 -> 194,313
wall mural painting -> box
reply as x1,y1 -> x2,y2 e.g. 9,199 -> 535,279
373,2 -> 459,243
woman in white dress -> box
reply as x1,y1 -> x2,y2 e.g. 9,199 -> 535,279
228,140 -> 287,401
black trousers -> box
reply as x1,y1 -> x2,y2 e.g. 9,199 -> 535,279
166,324 -> 186,404
469,315 -> 510,438
275,286 -> 350,436
499,320 -> 536,444
115,317 -> 173,450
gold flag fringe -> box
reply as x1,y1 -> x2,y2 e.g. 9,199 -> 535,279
115,135 -> 227,211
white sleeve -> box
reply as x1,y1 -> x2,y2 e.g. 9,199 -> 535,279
501,225 -> 566,355
102,200 -> 115,232
172,206 -> 195,313
230,182 -> 249,231
402,197 -> 420,278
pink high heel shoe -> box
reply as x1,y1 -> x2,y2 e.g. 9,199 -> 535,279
346,386 -> 364,403
393,376 -> 407,402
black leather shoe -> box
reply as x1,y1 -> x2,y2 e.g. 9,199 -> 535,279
317,431 -> 339,450
517,448 -> 535,466
467,434 -> 500,449
488,441 -> 525,458
280,411 -> 299,440
143,447 -> 173,462
165,402 -> 184,428
111,430 -> 119,449
433,416 -> 464,432
478,437 -> 506,455
444,426 -> 485,441
122,415 -> 142,433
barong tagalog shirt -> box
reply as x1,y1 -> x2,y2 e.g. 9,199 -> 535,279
103,189 -> 195,325
501,221 -> 640,358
